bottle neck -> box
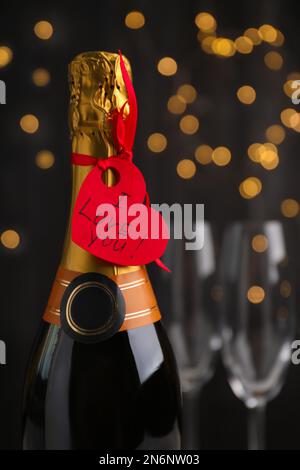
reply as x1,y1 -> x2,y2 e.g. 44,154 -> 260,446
60,136 -> 140,276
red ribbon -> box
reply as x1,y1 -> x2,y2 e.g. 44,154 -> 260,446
71,153 -> 97,166
114,50 -> 137,157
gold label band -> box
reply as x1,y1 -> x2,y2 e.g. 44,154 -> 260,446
43,266 -> 161,332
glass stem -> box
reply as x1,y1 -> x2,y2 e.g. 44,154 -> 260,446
247,403 -> 266,450
182,388 -> 201,450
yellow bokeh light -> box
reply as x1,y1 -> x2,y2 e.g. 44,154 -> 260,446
35,150 -> 55,169
195,145 -> 213,165
147,133 -> 167,153
157,57 -> 177,76
263,142 -> 278,153
1,230 -> 20,249
34,20 -> 53,40
0,46 -> 13,68
280,108 -> 300,128
32,68 -> 50,86
235,36 -> 253,54
247,143 -> 278,165
167,95 -> 186,115
252,234 -> 268,253
212,38 -> 235,57
260,149 -> 279,170
265,125 -> 285,145
272,30 -> 285,47
179,115 -> 199,135
176,159 -> 196,179
265,141 -> 277,155
20,114 -> 39,134
125,11 -> 145,29
195,12 -> 217,32
201,35 -> 216,54
247,285 -> 265,304
197,30 -> 216,43
281,199 -> 299,218
264,51 -> 283,71
259,24 -> 277,43
244,28 -> 262,45
237,85 -> 256,105
210,38 -> 228,56
212,146 -> 231,166
283,80 -> 295,98
292,119 -> 300,133
177,84 -> 197,104
218,38 -> 235,57
247,143 -> 263,163
239,177 -> 262,199
280,280 -> 292,298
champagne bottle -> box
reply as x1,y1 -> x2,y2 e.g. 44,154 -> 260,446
22,51 -> 182,450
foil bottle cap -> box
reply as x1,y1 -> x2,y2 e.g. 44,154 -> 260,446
68,51 -> 132,158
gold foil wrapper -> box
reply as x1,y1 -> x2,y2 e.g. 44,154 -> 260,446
69,51 -> 132,157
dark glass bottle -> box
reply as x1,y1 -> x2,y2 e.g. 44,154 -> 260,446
23,322 -> 181,450
22,51 -> 181,450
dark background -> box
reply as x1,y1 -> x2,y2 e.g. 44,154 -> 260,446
1,0 -> 300,450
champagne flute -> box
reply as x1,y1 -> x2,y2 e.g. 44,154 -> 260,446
153,222 -> 222,449
220,221 -> 296,450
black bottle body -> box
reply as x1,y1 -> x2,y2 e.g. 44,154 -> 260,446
23,321 -> 181,450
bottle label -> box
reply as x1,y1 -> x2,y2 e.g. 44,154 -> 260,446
43,266 -> 161,332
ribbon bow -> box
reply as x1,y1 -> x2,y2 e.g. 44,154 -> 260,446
109,51 -> 138,161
